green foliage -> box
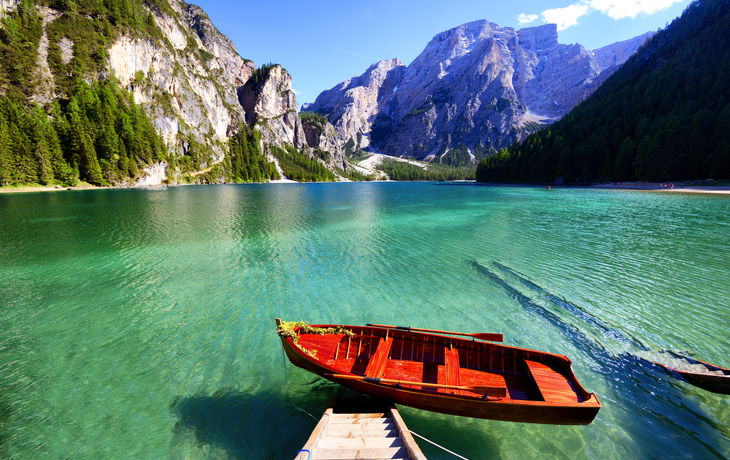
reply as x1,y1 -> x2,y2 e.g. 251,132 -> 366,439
405,101 -> 434,117
225,125 -> 279,182
440,144 -> 473,168
299,111 -> 328,135
477,0 -> 730,183
379,159 -> 475,181
344,137 -> 355,155
343,168 -> 374,181
0,0 -> 168,100
0,0 -> 43,99
0,77 -> 166,187
249,63 -> 278,86
269,145 -> 335,182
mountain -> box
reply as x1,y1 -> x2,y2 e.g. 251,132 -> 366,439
304,21 -> 651,166
0,0 -> 346,187
476,0 -> 730,183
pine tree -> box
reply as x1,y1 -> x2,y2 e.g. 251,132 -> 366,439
0,117 -> 10,185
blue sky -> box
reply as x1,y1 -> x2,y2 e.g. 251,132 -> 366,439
190,0 -> 692,108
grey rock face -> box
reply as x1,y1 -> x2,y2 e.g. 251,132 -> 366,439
591,31 -> 654,71
107,0 -> 254,166
306,20 -> 651,164
301,117 -> 347,171
302,58 -> 405,149
238,65 -> 306,149
183,4 -> 255,88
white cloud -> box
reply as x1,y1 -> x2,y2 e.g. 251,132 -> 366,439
535,0 -> 684,30
291,88 -> 302,95
518,13 -> 539,24
587,0 -> 685,19
542,4 -> 590,30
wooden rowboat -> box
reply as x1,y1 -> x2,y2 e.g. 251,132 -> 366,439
653,355 -> 730,395
276,319 -> 601,425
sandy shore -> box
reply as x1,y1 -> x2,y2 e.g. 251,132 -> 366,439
0,185 -> 90,193
590,182 -> 730,195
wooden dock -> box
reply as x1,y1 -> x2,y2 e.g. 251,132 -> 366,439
294,402 -> 426,460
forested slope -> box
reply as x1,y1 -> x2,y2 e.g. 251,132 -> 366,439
476,0 -> 730,183
0,0 -> 338,187
0,0 -> 171,186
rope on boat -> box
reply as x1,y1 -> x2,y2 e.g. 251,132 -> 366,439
401,429 -> 469,460
282,347 -> 318,422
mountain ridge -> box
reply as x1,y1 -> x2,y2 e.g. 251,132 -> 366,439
476,0 -> 730,183
0,0 -> 351,187
304,20 -> 652,166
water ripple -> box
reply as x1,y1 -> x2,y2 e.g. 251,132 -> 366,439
0,184 -> 729,459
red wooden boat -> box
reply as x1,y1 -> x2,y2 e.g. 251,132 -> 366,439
653,355 -> 730,395
276,319 -> 601,425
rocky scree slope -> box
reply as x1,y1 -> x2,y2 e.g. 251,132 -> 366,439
305,21 -> 651,166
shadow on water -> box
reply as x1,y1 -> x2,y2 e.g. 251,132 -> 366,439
470,260 -> 729,459
492,261 -> 650,352
169,376 -> 338,460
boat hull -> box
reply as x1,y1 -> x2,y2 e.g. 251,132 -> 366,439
655,357 -> 730,395
680,371 -> 730,395
278,323 -> 601,425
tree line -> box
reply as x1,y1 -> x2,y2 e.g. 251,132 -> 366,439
0,77 -> 166,186
379,159 -> 475,181
270,144 -> 335,182
226,125 -> 280,182
477,0 -> 730,184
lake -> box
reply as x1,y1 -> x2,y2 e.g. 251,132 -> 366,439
1,182 -> 728,459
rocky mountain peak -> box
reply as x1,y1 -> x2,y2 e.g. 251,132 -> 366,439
183,4 -> 254,87
307,19 -> 652,165
517,24 -> 559,55
238,64 -> 305,148
591,31 -> 654,71
303,58 -> 405,148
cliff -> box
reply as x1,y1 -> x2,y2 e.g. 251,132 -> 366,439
305,21 -> 652,165
1,0 -> 341,186
107,1 -> 254,180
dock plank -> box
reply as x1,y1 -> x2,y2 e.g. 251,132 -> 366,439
296,404 -> 423,460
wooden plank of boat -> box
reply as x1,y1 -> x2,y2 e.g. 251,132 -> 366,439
367,323 -> 504,342
653,356 -> 730,395
276,319 -> 601,425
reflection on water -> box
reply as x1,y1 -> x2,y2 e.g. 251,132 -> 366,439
0,184 -> 729,459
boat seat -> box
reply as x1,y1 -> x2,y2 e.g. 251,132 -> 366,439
365,337 -> 393,378
524,360 -> 582,403
444,346 -> 462,394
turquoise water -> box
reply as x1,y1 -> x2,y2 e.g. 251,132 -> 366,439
1,183 -> 729,459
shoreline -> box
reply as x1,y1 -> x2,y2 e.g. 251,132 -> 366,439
588,182 -> 730,195
448,181 -> 730,195
2,181 -> 730,196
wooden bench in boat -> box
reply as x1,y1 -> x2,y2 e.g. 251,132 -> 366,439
365,337 -> 393,378
525,360 -> 582,403
444,346 -> 461,394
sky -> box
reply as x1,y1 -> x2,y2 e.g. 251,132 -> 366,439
190,0 -> 693,108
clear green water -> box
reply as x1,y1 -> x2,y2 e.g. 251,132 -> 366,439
1,183 -> 729,459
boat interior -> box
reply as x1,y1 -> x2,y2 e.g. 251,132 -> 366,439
295,326 -> 586,404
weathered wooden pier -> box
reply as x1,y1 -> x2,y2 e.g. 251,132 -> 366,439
294,401 -> 426,460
